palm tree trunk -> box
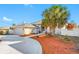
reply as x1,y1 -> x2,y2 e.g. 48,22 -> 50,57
50,28 -> 55,35
46,27 -> 50,34
59,28 -> 61,35
45,27 -> 56,35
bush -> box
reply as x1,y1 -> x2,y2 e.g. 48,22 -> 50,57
61,35 -> 71,42
0,31 -> 4,35
64,37 -> 71,41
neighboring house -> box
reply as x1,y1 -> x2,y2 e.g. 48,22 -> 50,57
10,23 -> 35,35
9,20 -> 42,35
32,20 -> 42,34
0,27 -> 9,35
59,23 -> 79,37
32,20 -> 42,25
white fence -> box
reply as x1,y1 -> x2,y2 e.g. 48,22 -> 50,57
55,28 -> 79,37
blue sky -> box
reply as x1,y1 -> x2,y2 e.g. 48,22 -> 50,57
0,4 -> 79,27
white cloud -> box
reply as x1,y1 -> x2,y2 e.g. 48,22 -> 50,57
2,17 -> 12,22
24,4 -> 33,7
24,4 -> 29,6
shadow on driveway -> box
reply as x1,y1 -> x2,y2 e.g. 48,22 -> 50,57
9,38 -> 42,54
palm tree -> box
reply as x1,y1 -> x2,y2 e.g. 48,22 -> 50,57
12,23 -> 16,26
42,9 -> 51,34
42,5 -> 69,35
55,6 -> 69,34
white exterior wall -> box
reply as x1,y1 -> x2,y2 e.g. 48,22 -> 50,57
13,27 -> 34,35
61,28 -> 79,36
9,30 -> 14,34
24,28 -> 33,34
55,28 -> 79,37
14,28 -> 24,35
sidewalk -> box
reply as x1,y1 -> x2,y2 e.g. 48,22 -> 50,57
0,41 -> 22,54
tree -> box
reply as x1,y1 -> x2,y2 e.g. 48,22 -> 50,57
42,5 -> 69,35
12,23 -> 16,26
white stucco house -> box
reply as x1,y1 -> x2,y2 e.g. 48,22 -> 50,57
9,23 -> 35,35
9,20 -> 43,35
0,27 -> 9,35
60,24 -> 79,36
32,20 -> 42,34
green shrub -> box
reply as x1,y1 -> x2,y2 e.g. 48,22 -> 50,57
61,35 -> 71,42
64,37 -> 71,41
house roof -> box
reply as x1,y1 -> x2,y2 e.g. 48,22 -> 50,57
0,27 -> 9,30
32,20 -> 42,25
12,23 -> 35,28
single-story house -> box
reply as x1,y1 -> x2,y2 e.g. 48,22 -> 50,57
9,23 -> 35,35
32,20 -> 42,34
60,23 -> 79,36
0,27 -> 9,35
9,20 -> 42,35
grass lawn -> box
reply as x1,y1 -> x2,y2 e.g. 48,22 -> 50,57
32,34 -> 78,54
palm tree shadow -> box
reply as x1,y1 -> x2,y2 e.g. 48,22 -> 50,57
9,41 -> 27,54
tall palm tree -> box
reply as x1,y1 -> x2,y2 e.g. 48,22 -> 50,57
42,5 -> 69,35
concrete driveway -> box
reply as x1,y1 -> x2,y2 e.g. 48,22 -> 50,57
0,35 -> 42,54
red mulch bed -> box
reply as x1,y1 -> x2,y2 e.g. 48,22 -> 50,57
32,35 -> 78,54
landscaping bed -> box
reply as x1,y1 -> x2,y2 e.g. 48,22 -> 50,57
32,34 -> 78,54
